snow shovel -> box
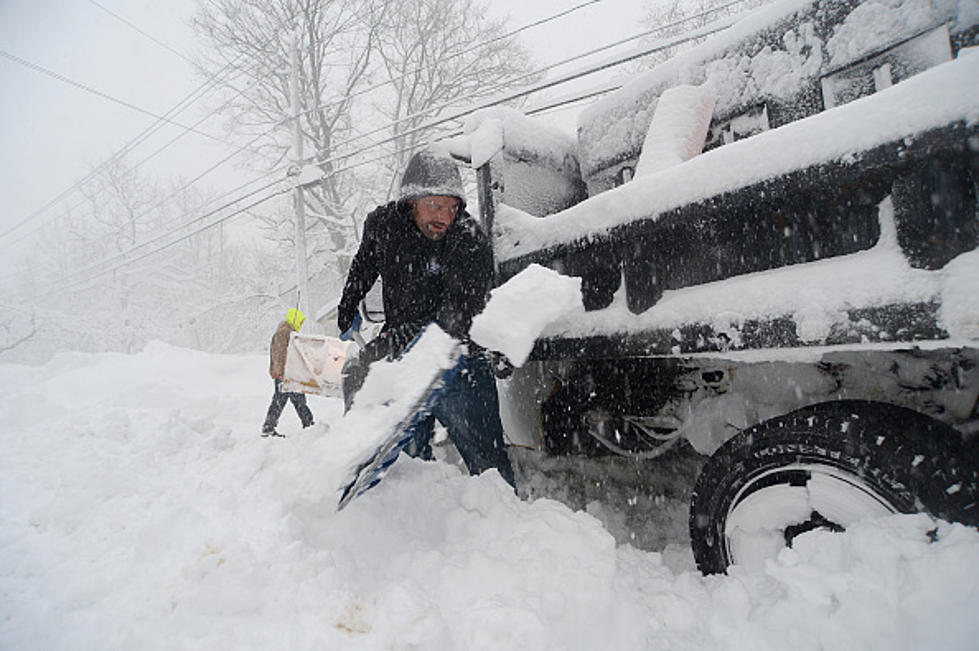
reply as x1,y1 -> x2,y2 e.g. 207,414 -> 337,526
281,332 -> 358,397
334,263 -> 582,510
335,324 -> 465,510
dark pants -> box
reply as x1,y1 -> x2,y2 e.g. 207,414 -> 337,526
263,379 -> 314,433
342,353 -> 516,488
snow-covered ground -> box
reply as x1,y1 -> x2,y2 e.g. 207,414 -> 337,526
2,343 -> 978,649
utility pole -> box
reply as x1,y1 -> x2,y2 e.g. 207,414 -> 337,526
290,29 -> 311,321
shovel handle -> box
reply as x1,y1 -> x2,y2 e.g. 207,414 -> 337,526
352,330 -> 367,349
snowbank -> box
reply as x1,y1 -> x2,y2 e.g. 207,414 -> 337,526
2,344 -> 978,649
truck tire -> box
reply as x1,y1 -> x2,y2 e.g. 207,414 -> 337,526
689,400 -> 979,575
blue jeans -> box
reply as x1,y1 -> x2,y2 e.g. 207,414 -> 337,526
405,354 -> 516,488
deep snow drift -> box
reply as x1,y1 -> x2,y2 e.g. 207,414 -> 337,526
2,344 -> 978,649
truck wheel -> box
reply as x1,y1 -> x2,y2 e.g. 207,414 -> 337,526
689,400 -> 979,575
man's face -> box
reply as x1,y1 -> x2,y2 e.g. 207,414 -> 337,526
412,195 -> 459,240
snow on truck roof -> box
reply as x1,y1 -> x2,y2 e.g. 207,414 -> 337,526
493,50 -> 979,263
577,0 -> 976,177
458,0 -> 979,355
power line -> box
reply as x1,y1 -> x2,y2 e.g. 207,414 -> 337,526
41,174 -> 289,295
82,0 -> 282,156
292,0 -> 749,174
0,50 -> 227,144
128,83 -> 254,172
41,184 -> 292,298
66,162 -> 287,280
3,1 -> 602,248
1,0 -> 291,243
293,0 -> 601,124
290,10 -> 739,184
6,93 -> 287,273
0,78 -> 223,246
30,1 -> 753,291
51,13 -> 680,293
0,169 -> 277,292
266,4 -> 754,203
0,53 -> 275,246
43,1 -> 606,260
85,0 -> 198,68
45,140 -> 434,297
0,51 -> 242,242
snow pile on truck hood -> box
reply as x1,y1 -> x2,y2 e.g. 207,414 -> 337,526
2,345 -> 979,649
495,51 -> 979,263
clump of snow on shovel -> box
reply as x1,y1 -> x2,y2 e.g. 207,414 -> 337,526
470,263 -> 581,366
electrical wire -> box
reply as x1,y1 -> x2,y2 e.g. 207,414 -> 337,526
83,0 -> 283,149
2,0 -> 626,250
0,50 -> 227,143
290,0 -> 749,174
0,56 -> 260,244
66,163 -> 288,280
295,0 -> 746,129
292,0 -> 601,124
40,184 -> 293,298
28,0 -> 756,292
85,0 -> 198,68
291,12 -> 738,183
21,1 -> 610,275
191,0 -> 607,186
3,0 -> 288,245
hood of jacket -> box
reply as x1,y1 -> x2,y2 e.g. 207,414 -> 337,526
397,147 -> 466,210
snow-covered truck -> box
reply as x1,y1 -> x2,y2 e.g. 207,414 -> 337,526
446,0 -> 979,574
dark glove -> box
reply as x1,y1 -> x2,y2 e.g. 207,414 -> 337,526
489,350 -> 514,379
339,313 -> 362,341
382,323 -> 422,359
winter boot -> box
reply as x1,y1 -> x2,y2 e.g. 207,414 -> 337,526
261,425 -> 284,438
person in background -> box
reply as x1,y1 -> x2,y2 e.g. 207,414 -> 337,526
262,308 -> 315,437
336,146 -> 516,488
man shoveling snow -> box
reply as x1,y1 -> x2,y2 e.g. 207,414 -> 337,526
334,146 -> 517,494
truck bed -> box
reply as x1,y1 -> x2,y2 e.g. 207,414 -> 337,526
528,240 -> 974,361
490,53 -> 978,361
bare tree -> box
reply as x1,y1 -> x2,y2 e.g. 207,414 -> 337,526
191,0 -> 538,286
0,309 -> 35,355
192,0 -> 391,280
637,0 -> 773,69
79,158 -> 162,251
0,154 -> 278,360
370,0 -> 539,198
